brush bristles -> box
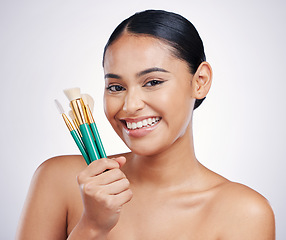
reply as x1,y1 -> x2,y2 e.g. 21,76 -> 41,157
69,110 -> 75,120
81,94 -> 94,113
54,99 -> 65,114
64,87 -> 81,101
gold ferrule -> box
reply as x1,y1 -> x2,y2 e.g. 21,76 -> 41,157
62,113 -> 74,132
86,104 -> 95,124
70,98 -> 88,125
72,119 -> 82,138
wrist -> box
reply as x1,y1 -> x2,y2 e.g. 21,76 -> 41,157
67,216 -> 109,240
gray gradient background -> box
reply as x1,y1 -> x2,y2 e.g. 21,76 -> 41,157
1,0 -> 285,239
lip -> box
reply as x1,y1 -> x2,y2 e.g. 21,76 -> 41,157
119,116 -> 161,138
120,116 -> 160,123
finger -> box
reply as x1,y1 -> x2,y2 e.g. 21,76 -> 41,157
91,188 -> 132,213
85,177 -> 130,196
112,188 -> 133,207
104,178 -> 130,195
77,158 -> 120,184
113,156 -> 127,168
88,158 -> 121,174
96,168 -> 126,185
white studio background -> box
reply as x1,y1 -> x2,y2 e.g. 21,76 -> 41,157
1,0 -> 285,239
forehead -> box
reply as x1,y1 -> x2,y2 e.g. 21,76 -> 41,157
103,34 -> 184,73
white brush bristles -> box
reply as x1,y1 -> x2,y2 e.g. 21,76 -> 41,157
54,99 -> 65,114
64,87 -> 81,101
69,110 -> 75,120
81,94 -> 94,112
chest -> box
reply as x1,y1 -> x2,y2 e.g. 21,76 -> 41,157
67,189 -> 220,239
107,192 -> 219,240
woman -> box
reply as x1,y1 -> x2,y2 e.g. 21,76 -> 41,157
16,10 -> 275,239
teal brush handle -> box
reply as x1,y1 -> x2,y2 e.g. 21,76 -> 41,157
79,123 -> 101,162
70,130 -> 91,165
90,122 -> 106,158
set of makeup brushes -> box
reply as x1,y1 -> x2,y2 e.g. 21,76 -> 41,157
55,87 -> 106,165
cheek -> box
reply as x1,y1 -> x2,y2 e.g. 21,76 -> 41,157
153,86 -> 193,135
152,86 -> 191,117
103,94 -> 120,123
104,95 -> 126,140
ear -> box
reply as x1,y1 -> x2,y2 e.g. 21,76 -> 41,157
191,62 -> 212,99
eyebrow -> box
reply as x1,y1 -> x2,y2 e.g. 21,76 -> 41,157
104,73 -> 121,79
136,67 -> 169,77
104,67 -> 169,79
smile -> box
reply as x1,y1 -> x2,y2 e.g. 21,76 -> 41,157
125,117 -> 161,130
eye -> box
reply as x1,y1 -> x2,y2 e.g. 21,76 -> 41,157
106,85 -> 126,92
143,79 -> 164,87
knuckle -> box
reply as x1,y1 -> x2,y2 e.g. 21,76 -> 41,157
113,168 -> 125,178
127,189 -> 133,198
95,158 -> 108,169
126,189 -> 133,197
83,182 -> 93,195
76,172 -> 86,185
108,158 -> 120,168
105,197 -> 117,210
101,158 -> 109,165
124,189 -> 133,203
122,178 -> 130,188
93,188 -> 104,199
92,189 -> 110,206
92,157 -> 107,166
101,158 -> 119,170
93,191 -> 113,209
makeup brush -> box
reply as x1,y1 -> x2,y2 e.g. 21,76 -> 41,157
82,94 -> 106,159
54,99 -> 90,165
82,93 -> 94,113
69,110 -> 82,138
63,88 -> 101,162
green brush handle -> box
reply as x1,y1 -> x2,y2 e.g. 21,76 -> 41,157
79,123 -> 101,162
90,122 -> 106,158
70,130 -> 90,165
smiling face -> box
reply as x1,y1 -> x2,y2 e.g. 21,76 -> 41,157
103,33 -> 196,156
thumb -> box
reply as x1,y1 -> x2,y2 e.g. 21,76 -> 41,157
113,156 -> 127,168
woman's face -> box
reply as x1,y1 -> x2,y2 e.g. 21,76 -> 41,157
103,33 -> 196,156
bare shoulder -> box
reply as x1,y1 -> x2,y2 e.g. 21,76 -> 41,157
30,155 -> 87,206
31,155 -> 87,194
36,155 -> 87,178
215,181 -> 274,216
16,155 -> 86,240
211,181 -> 275,239
31,155 -> 88,201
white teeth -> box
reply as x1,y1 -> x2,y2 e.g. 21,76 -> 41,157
137,121 -> 143,128
131,122 -> 137,130
126,117 -> 161,130
142,119 -> 147,126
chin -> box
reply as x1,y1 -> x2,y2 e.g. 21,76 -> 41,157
124,139 -> 171,157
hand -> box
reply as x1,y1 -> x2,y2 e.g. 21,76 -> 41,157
76,156 -> 132,235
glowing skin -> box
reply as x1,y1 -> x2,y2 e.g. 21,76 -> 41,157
17,32 -> 275,240
103,34 -> 196,156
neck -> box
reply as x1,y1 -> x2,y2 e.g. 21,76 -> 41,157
126,125 -> 201,190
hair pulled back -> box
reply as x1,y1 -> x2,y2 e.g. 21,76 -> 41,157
103,10 -> 206,109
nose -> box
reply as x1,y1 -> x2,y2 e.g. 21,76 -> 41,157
123,89 -> 145,114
